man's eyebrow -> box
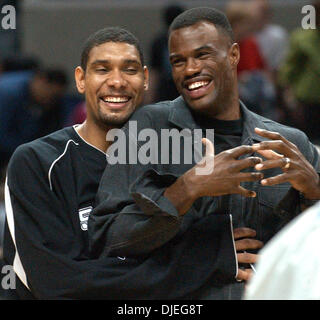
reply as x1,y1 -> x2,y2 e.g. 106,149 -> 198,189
122,59 -> 142,66
90,59 -> 110,66
169,44 -> 216,60
194,45 -> 216,52
90,59 -> 141,66
169,53 -> 182,60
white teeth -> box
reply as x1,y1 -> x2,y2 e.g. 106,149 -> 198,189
102,96 -> 129,103
188,81 -> 209,90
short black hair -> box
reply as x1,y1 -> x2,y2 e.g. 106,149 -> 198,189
81,26 -> 144,71
169,7 -> 234,43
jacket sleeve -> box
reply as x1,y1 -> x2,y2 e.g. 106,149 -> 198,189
88,112 -> 185,258
6,144 -> 237,299
89,162 -> 183,257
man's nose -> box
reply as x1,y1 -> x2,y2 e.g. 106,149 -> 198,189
185,57 -> 201,76
106,70 -> 127,88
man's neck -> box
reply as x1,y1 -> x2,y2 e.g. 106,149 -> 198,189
207,96 -> 241,121
75,120 -> 112,153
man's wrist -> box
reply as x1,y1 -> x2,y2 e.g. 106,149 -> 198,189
181,170 -> 200,201
164,173 -> 198,216
299,192 -> 319,208
301,173 -> 320,200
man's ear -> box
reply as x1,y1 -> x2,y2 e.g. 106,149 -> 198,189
229,43 -> 240,69
75,66 -> 85,94
143,66 -> 149,91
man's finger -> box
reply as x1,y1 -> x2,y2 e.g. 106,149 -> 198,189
235,172 -> 264,182
237,252 -> 259,264
236,268 -> 253,282
235,239 -> 264,251
226,145 -> 254,158
236,186 -> 256,198
255,158 -> 296,171
260,172 -> 292,186
231,157 -> 262,171
256,149 -> 284,160
252,140 -> 296,158
233,227 -> 257,239
255,127 -> 299,151
254,128 -> 295,148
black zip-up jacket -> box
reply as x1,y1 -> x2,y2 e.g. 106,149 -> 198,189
4,125 -> 236,299
89,97 -> 320,299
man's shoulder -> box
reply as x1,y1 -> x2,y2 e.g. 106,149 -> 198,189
258,112 -> 304,133
126,100 -> 177,128
9,126 -> 78,169
134,100 -> 174,117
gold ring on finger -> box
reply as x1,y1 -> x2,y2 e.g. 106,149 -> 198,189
283,157 -> 291,169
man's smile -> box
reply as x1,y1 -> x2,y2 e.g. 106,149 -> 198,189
187,80 -> 209,90
99,95 -> 132,109
183,77 -> 214,99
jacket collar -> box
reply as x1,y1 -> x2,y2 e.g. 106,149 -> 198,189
168,96 -> 270,145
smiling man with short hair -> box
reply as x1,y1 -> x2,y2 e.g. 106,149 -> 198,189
2,26 -> 148,299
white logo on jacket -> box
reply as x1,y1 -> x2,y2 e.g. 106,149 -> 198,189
78,206 -> 92,231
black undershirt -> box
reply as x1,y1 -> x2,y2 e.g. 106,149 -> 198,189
193,114 -> 244,218
193,113 -> 243,154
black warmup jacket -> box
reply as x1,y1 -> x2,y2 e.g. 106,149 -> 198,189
3,125 -> 236,299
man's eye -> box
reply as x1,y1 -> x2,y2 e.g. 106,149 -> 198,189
96,68 -> 108,73
125,68 -> 137,74
171,59 -> 184,67
197,52 -> 210,59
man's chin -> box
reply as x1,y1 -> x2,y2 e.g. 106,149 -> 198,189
98,113 -> 132,129
184,93 -> 218,115
186,100 -> 213,114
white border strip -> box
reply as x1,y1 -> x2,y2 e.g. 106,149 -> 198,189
229,214 -> 239,280
4,177 -> 30,290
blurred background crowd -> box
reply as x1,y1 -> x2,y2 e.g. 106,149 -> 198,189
0,0 -> 319,295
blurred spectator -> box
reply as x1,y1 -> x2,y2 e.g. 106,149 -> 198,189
0,68 -> 68,173
250,0 -> 289,75
146,3 -> 184,104
244,200 -> 320,300
226,0 -> 278,121
0,55 -> 39,74
278,1 -> 320,145
226,1 -> 266,75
